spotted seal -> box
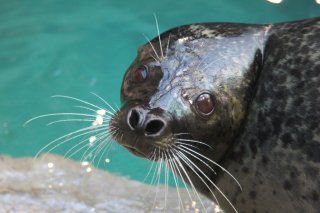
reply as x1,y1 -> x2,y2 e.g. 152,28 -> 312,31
110,17 -> 320,213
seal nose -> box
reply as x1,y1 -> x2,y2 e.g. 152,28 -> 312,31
127,108 -> 141,130
145,119 -> 165,136
127,108 -> 166,137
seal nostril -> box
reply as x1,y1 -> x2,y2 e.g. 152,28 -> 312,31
145,120 -> 165,136
128,109 -> 139,129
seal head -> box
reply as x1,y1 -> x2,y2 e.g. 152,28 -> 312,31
111,23 -> 267,195
110,18 -> 320,213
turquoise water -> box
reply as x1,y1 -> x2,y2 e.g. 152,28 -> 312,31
0,0 -> 319,182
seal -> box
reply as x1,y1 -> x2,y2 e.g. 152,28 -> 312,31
110,17 -> 320,213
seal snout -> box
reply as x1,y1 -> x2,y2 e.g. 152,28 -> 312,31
126,106 -> 167,137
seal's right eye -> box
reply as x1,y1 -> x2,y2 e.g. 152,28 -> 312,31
132,66 -> 148,83
195,93 -> 215,117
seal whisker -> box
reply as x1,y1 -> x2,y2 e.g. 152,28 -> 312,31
34,125 -> 107,159
63,128 -> 114,159
150,148 -> 161,188
46,118 -> 95,126
72,105 -> 98,113
24,112 -> 98,126
144,150 -> 160,201
168,150 -> 194,210
95,134 -> 115,162
114,103 -> 120,112
177,149 -> 239,213
174,141 -> 199,150
51,95 -> 107,112
142,33 -> 161,62
178,144 -> 242,190
175,150 -> 220,206
89,139 -> 110,164
44,126 -> 108,159
153,13 -> 164,59
166,151 -> 184,212
175,138 -> 213,149
151,151 -> 164,211
175,145 -> 217,175
67,142 -> 91,161
73,105 -> 113,120
173,133 -> 191,136
163,151 -> 170,212
64,135 -> 96,159
90,92 -> 117,114
170,149 -> 208,213
84,134 -> 112,164
165,34 -> 171,58
150,54 -> 159,63
143,152 -> 157,183
96,139 -> 114,167
96,128 -> 118,165
65,132 -> 110,161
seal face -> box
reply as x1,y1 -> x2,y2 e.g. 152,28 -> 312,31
112,25 -> 265,161
110,18 -> 320,212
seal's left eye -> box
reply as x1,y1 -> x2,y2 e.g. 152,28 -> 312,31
195,93 -> 215,117
132,66 -> 148,83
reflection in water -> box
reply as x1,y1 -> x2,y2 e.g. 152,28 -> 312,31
0,154 -> 220,213
266,0 -> 282,4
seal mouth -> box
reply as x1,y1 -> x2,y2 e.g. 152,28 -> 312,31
123,145 -> 148,158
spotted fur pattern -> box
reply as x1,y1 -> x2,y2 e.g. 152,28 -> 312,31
215,18 -> 320,213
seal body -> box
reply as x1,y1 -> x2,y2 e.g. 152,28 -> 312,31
110,17 -> 320,213
215,18 -> 320,213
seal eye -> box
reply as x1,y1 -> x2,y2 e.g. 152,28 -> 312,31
195,93 -> 215,116
132,66 -> 148,83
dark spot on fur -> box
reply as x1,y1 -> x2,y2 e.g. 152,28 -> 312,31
281,133 -> 293,148
275,89 -> 287,99
306,143 -> 320,163
290,171 -> 296,179
289,68 -> 301,79
249,190 -> 257,199
283,180 -> 292,190
249,139 -> 257,158
257,130 -> 270,144
258,111 -> 266,123
230,145 -> 245,164
293,97 -> 304,106
311,190 -> 319,201
271,116 -> 282,135
304,166 -> 319,177
241,198 -> 246,204
261,155 -> 269,165
242,167 -> 249,173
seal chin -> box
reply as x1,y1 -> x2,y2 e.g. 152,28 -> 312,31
116,133 -> 176,161
123,145 -> 148,158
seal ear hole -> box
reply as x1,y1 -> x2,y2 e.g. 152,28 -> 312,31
132,65 -> 148,83
195,93 -> 215,117
145,120 -> 164,136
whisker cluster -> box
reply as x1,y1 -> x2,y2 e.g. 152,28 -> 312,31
24,94 -> 119,168
142,14 -> 171,64
142,133 -> 241,213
